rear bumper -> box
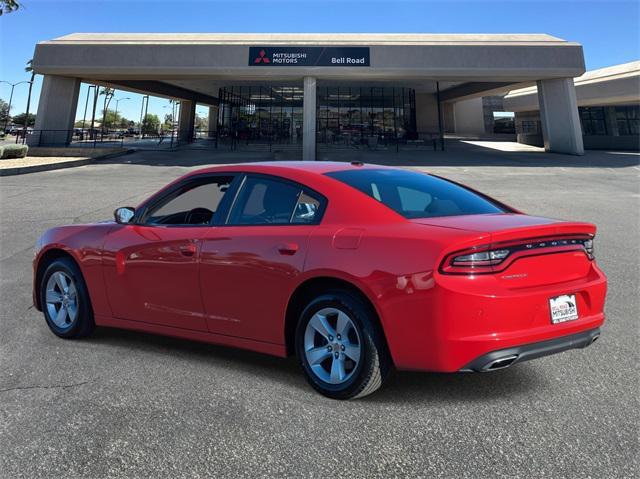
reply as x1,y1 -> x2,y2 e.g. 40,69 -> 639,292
460,327 -> 601,372
379,260 -> 607,372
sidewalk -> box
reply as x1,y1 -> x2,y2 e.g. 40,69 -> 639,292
0,148 -> 132,176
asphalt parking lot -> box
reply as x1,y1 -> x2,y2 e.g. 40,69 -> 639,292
1,146 -> 638,478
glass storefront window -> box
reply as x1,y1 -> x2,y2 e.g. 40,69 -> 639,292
316,86 -> 417,147
218,85 -> 417,148
218,86 -> 303,145
579,107 -> 607,136
518,120 -> 539,134
615,105 -> 639,136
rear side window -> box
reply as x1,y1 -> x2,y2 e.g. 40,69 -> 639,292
325,169 -> 505,218
228,176 -> 324,225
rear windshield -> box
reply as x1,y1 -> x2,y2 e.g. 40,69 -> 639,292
325,169 -> 506,219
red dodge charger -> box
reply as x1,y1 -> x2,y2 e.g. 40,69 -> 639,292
33,162 -> 607,399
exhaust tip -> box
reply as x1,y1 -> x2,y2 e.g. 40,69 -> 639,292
483,355 -> 518,371
590,334 -> 600,345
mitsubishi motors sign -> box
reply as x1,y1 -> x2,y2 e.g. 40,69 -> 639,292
249,46 -> 370,67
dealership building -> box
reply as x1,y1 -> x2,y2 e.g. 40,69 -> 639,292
505,61 -> 639,151
31,33 -> 591,159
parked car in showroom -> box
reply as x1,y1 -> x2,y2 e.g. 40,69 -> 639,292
33,162 -> 607,399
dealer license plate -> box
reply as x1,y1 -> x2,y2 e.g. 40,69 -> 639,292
549,294 -> 579,324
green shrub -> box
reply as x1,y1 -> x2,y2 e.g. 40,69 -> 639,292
0,146 -> 3,158
1,144 -> 29,159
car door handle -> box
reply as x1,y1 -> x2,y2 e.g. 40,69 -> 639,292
277,243 -> 299,256
179,243 -> 197,257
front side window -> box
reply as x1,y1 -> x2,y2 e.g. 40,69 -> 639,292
325,169 -> 506,219
143,176 -> 233,225
228,176 -> 323,225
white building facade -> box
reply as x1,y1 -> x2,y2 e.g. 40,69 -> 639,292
31,33 -> 590,157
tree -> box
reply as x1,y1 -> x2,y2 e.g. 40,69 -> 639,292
100,87 -> 115,99
96,109 -> 132,130
101,109 -> 124,129
0,0 -> 21,15
99,87 -> 115,132
0,99 -> 9,125
119,117 -> 131,129
11,112 -> 35,127
163,113 -> 173,131
141,114 -> 160,135
195,114 -> 208,131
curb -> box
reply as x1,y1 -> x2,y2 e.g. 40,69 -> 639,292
0,149 -> 135,176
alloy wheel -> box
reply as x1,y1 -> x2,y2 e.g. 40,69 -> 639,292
303,307 -> 362,385
45,271 -> 78,329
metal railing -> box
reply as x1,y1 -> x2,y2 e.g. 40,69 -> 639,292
316,131 -> 443,152
200,130 -> 444,152
11,129 -> 181,150
5,128 -> 445,153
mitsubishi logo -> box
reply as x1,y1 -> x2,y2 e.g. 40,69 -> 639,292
254,49 -> 270,64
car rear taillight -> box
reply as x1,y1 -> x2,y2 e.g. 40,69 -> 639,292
583,238 -> 594,258
451,249 -> 510,266
440,235 -> 595,274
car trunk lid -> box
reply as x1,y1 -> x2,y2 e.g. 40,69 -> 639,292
413,214 -> 597,287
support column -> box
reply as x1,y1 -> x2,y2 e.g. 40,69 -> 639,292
303,76 -> 317,161
208,106 -> 218,138
29,75 -> 81,146
178,100 -> 196,143
537,78 -> 584,155
443,102 -> 455,133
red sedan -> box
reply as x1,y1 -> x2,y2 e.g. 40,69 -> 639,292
33,162 -> 607,399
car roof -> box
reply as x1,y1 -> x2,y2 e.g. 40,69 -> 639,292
186,161 -> 395,177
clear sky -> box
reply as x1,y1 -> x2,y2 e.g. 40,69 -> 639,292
1,0 -> 638,123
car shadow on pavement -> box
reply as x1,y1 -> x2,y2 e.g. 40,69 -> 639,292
88,326 -> 307,389
88,327 -> 547,404
366,365 -> 550,405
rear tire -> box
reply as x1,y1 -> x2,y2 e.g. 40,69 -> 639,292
40,257 -> 94,339
295,291 -> 391,400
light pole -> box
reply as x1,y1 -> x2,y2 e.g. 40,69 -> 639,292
0,80 -> 32,133
89,87 -> 99,141
113,97 -> 130,130
163,100 -> 178,131
81,85 -> 96,139
171,100 -> 180,147
139,95 -> 149,138
23,60 -> 36,144
174,101 -> 179,131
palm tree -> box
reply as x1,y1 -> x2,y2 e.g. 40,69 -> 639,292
0,0 -> 21,15
99,87 -> 115,133
22,59 -> 35,141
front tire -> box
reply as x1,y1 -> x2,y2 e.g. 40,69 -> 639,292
295,291 -> 391,400
40,257 -> 94,339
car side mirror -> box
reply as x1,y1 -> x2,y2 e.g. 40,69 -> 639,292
114,207 -> 136,224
